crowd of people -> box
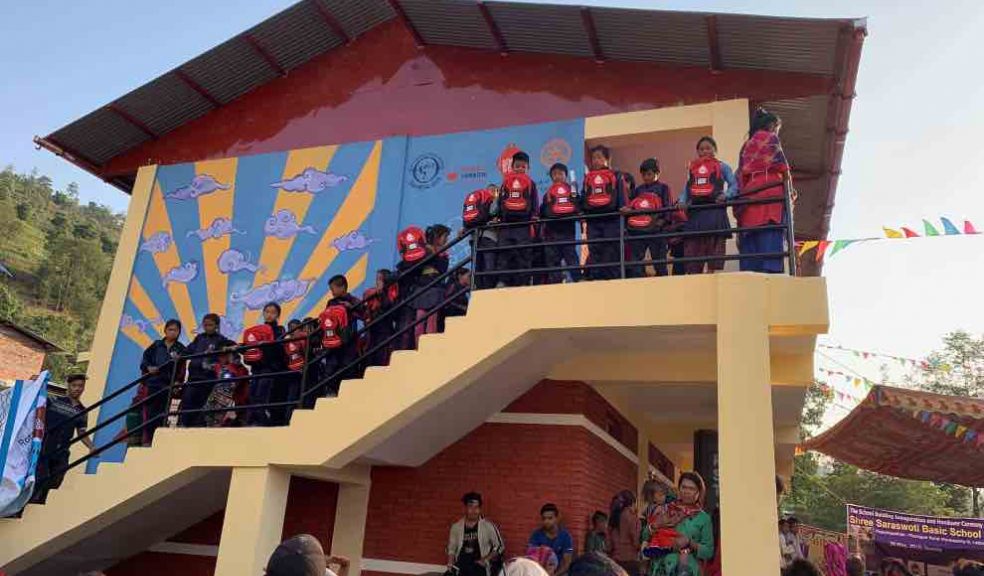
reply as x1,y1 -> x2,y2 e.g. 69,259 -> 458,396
445,474 -> 714,576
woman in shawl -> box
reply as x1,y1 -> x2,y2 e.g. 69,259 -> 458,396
647,472 -> 714,576
736,107 -> 793,274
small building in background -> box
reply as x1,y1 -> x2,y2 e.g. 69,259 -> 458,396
0,321 -> 62,384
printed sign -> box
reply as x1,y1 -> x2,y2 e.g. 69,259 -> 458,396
847,504 -> 984,552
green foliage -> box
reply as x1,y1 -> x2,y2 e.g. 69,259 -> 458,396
792,332 -> 983,527
0,283 -> 23,321
0,164 -> 122,382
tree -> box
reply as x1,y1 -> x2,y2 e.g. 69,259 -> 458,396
0,283 -> 23,320
36,235 -> 109,322
906,330 -> 983,516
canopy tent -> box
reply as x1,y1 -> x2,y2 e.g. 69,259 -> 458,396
802,385 -> 984,487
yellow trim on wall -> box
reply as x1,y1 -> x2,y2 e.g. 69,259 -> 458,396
82,165 -> 157,424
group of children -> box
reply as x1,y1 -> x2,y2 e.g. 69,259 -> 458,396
457,134 -> 771,286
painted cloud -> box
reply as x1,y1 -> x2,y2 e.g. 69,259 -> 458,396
332,230 -> 378,252
187,217 -> 244,241
162,261 -> 199,288
229,278 -> 313,310
120,313 -> 161,333
217,249 -> 262,274
139,231 -> 172,255
264,209 -> 316,240
165,174 -> 230,201
271,168 -> 348,194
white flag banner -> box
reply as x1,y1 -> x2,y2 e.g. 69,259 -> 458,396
0,371 -> 48,516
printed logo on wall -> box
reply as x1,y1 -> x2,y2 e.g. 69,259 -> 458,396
409,153 -> 444,189
540,138 -> 572,169
445,165 -> 488,184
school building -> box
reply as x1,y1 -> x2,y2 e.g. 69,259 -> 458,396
0,1 -> 865,575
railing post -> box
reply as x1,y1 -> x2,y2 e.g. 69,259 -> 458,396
618,213 -> 626,279
470,228 -> 479,291
166,357 -> 181,429
783,177 -> 797,276
299,331 -> 311,411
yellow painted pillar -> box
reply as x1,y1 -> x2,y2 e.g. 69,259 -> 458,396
716,275 -> 780,576
331,483 -> 371,576
215,466 -> 291,576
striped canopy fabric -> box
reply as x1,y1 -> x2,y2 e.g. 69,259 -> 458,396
802,386 -> 984,487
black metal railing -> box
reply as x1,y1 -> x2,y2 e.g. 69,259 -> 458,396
31,177 -> 794,500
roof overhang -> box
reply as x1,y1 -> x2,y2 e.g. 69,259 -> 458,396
37,0 -> 865,247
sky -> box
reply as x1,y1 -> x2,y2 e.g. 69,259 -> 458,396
1,0 -> 981,407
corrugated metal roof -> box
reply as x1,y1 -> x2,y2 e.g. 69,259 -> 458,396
400,0 -> 497,50
590,8 -> 709,66
41,0 -> 863,191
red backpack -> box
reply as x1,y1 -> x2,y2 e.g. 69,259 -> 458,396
627,192 -> 664,232
284,337 -> 307,371
397,226 -> 427,263
687,158 -> 723,201
462,188 -> 494,228
543,182 -> 577,218
242,324 -> 275,364
500,172 -> 534,217
319,305 -> 350,350
584,169 -> 619,212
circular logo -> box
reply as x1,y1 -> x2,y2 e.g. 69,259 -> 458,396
409,153 -> 444,189
540,138 -> 572,169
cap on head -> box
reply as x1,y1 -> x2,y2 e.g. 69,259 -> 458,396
266,534 -> 325,576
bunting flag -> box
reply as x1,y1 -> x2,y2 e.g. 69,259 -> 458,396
905,408 -> 983,448
941,217 -> 961,235
797,216 -> 980,263
818,344 -> 954,373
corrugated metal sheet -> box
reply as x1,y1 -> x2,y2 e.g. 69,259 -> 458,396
763,95 -> 828,172
486,2 -> 593,58
322,0 -> 394,39
182,37 -> 280,105
50,108 -> 151,166
400,0 -> 497,50
112,74 -> 213,138
717,14 -> 842,74
590,7 -> 709,66
249,0 -> 345,71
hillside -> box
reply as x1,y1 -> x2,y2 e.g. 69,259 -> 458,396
0,165 -> 123,381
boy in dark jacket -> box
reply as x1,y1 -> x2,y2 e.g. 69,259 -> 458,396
325,274 -> 363,393
582,145 -> 631,280
540,162 -> 581,283
496,151 -> 539,287
246,302 -> 287,426
624,158 -> 672,277
179,313 -> 236,427
139,319 -> 187,444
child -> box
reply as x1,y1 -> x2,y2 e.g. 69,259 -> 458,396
327,274 -> 364,382
497,151 -> 539,287
411,224 -> 451,347
582,145 -> 630,280
203,349 -> 249,428
280,318 -> 310,424
462,184 -> 501,290
680,136 -> 738,274
395,225 -> 427,351
585,511 -> 609,555
623,158 -> 671,278
363,269 -> 397,367
244,302 -> 287,427
540,162 -> 581,283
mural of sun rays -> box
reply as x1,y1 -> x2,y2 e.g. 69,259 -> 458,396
142,180 -> 199,339
278,140 -> 381,321
241,145 -> 338,328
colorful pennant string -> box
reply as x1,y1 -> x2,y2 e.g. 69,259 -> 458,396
798,217 -> 980,262
818,344 -> 952,373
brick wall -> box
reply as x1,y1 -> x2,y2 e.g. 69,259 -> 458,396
0,326 -> 46,382
504,380 -> 639,453
106,476 -> 338,575
362,423 -> 637,569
